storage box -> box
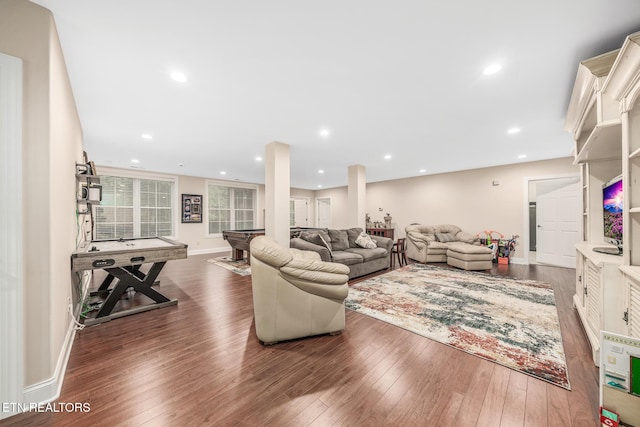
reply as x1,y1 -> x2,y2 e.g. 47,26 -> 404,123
498,256 -> 509,265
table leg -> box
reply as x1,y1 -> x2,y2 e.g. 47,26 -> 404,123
95,262 -> 169,318
232,247 -> 244,261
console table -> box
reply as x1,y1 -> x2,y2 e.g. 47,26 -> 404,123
367,228 -> 394,241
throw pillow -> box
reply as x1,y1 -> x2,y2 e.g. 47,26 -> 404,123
346,227 -> 364,248
317,230 -> 333,256
434,232 -> 457,243
355,232 -> 377,249
328,229 -> 349,251
299,231 -> 333,255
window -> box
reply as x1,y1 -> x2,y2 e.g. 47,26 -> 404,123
95,175 -> 175,240
207,182 -> 257,234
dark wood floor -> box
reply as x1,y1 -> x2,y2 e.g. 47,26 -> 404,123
2,255 -> 599,426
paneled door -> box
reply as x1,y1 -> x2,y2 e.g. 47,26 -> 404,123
316,197 -> 331,228
536,178 -> 581,268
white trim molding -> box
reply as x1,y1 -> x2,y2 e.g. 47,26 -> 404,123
22,320 -> 77,406
0,53 -> 23,420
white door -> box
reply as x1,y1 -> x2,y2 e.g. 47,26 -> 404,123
316,197 -> 331,228
536,179 -> 580,268
290,198 -> 308,227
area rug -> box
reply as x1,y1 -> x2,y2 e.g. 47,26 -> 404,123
207,256 -> 251,276
346,264 -> 570,389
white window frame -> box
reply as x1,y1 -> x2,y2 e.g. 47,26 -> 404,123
93,168 -> 179,240
205,180 -> 259,237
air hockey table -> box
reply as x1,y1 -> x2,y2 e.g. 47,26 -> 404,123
71,237 -> 187,325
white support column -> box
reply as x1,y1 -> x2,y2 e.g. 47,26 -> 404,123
265,141 -> 291,246
348,164 -> 366,229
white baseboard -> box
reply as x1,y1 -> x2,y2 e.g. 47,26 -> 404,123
188,247 -> 229,256
22,272 -> 91,407
23,317 -> 77,406
510,257 -> 526,265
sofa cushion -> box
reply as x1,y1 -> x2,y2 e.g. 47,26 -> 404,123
435,232 -> 457,243
456,231 -> 478,244
447,242 -> 492,255
330,250 -> 364,266
425,241 -> 449,255
299,230 -> 332,254
405,224 -> 436,235
346,227 -> 364,248
328,229 -> 349,251
344,247 -> 388,262
436,224 -> 462,234
355,232 -> 377,249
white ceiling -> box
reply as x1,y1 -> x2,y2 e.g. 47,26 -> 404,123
32,0 -> 640,189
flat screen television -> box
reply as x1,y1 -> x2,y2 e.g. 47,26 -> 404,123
595,175 -> 623,255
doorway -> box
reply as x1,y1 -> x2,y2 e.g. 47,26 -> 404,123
526,176 -> 581,267
290,197 -> 309,227
316,197 -> 331,228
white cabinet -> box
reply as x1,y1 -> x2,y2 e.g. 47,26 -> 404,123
620,266 -> 640,338
567,32 -> 640,365
575,243 -> 625,365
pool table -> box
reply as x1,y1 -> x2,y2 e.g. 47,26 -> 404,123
222,227 -> 318,264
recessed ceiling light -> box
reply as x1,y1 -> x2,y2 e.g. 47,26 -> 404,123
255,156 -> 263,162
318,169 -> 324,174
317,185 -> 323,188
220,171 -> 227,175
179,163 -> 184,167
518,154 -> 527,159
141,133 -> 153,140
483,64 -> 502,75
419,169 -> 426,173
507,127 -> 521,135
170,71 -> 187,83
131,159 -> 139,163
384,154 -> 392,160
319,129 -> 330,138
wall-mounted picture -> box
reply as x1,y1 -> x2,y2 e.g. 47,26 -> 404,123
182,194 -> 202,223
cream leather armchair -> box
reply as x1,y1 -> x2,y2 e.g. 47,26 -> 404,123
250,236 -> 350,345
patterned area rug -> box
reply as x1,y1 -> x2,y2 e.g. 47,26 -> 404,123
346,263 -> 570,389
207,256 -> 251,276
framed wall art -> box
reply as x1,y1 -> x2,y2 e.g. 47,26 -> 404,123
182,194 -> 202,223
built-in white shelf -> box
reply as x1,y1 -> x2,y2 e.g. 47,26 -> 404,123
630,147 -> 640,159
574,119 -> 622,164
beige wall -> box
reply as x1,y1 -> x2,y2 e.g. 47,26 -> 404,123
177,174 -> 266,254
95,166 -> 272,254
0,0 -> 84,387
95,167 -> 340,253
312,157 -> 578,261
367,157 -> 579,258
315,187 -> 349,229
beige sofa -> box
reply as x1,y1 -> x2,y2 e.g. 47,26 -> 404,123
250,236 -> 350,345
405,224 -> 480,263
